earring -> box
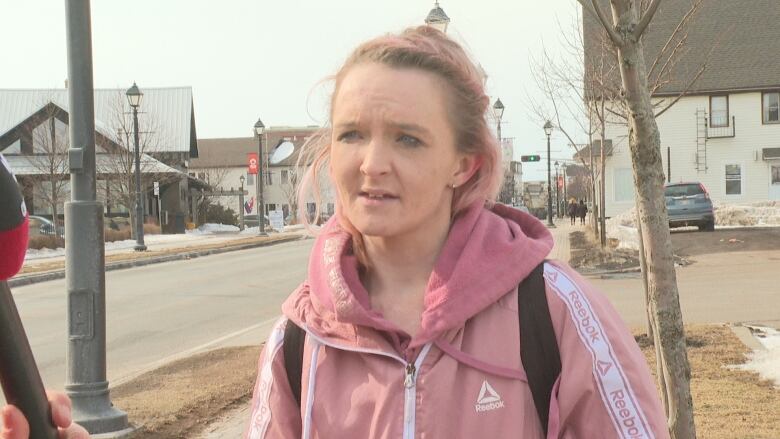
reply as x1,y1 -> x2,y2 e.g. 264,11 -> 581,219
450,182 -> 458,189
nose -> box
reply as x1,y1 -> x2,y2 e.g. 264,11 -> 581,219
359,138 -> 392,177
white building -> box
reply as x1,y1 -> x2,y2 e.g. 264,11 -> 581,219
190,126 -> 335,222
583,0 -> 780,217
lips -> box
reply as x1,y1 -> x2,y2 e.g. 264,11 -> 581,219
358,189 -> 399,204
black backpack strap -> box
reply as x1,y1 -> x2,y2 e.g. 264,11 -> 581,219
283,320 -> 306,407
518,261 -> 562,435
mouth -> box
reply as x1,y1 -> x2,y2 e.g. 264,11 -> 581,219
358,189 -> 399,203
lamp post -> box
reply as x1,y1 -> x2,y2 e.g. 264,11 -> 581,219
126,83 -> 146,251
425,1 -> 450,33
239,175 -> 245,231
254,118 -> 267,236
544,121 -> 555,228
554,161 -> 560,218
493,98 -> 508,204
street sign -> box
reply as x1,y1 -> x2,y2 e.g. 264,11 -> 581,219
247,153 -> 258,174
153,181 -> 159,196
521,155 -> 541,162
269,210 -> 284,231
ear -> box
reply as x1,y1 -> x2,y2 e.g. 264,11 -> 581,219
452,153 -> 481,187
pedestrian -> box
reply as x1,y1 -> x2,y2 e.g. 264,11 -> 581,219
567,198 -> 577,225
578,199 -> 588,225
3,26 -> 669,439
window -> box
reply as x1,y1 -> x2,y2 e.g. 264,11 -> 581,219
4,139 -> 21,154
763,92 -> 780,124
725,164 -> 742,195
197,172 -> 206,180
772,165 -> 780,185
266,203 -> 276,215
613,168 -> 635,202
281,170 -> 289,184
710,95 -> 729,127
246,173 -> 255,186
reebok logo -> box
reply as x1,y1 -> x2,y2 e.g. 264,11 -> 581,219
475,380 -> 504,412
597,360 -> 613,376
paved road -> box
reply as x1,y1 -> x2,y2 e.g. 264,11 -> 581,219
7,238 -> 314,403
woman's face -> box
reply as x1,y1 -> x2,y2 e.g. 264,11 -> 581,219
330,62 -> 475,242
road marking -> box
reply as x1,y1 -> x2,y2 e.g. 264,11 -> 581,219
109,315 -> 280,388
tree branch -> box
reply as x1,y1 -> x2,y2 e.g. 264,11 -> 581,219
654,64 -> 706,118
634,0 -> 662,39
576,0 -> 622,45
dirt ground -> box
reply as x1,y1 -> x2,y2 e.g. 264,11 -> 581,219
110,326 -> 778,438
110,345 -> 261,438
636,325 -> 780,438
669,227 -> 780,257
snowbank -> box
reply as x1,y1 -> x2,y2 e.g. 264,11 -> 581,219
188,223 -> 240,234
734,326 -> 780,389
605,201 -> 780,249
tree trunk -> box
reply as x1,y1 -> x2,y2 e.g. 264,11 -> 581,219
611,1 -> 696,437
589,118 -> 599,240
599,99 -> 607,248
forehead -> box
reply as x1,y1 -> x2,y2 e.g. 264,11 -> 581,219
332,63 -> 451,121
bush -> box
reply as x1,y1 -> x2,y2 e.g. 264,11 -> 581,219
143,223 -> 161,235
198,202 -> 238,226
28,235 -> 65,250
104,229 -> 131,242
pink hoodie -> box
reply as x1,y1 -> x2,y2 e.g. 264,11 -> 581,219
246,202 -> 669,438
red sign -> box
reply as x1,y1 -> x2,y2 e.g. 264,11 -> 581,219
247,153 -> 258,174
557,176 -> 564,188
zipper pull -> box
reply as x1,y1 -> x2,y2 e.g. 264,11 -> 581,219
404,363 -> 416,388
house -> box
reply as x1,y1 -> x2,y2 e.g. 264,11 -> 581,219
190,126 -> 335,223
583,0 -> 780,217
0,87 -> 201,231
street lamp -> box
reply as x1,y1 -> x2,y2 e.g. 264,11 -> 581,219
555,161 -> 560,218
254,118 -> 267,236
126,82 -> 146,251
543,120 -> 555,228
425,1 -> 451,33
239,175 -> 245,231
493,98 -> 504,142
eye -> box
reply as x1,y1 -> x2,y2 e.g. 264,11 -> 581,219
397,134 -> 422,147
337,130 -> 361,142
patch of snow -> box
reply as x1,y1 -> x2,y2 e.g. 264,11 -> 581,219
192,223 -> 240,233
605,201 -> 780,249
734,326 -> 780,389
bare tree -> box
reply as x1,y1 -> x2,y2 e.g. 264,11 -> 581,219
279,167 -> 303,224
575,0 -> 696,436
28,102 -> 70,235
100,92 -> 179,232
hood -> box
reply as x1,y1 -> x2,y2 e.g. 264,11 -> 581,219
283,201 -> 553,353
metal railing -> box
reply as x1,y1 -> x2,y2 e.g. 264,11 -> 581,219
706,116 -> 735,138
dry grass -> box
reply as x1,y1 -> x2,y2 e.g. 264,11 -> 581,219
27,235 -> 65,250
111,346 -> 261,438
635,325 -> 780,438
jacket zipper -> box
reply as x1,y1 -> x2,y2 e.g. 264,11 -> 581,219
302,328 -> 432,438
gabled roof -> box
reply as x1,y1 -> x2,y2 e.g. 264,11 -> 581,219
191,126 -> 321,169
0,87 -> 198,156
583,0 -> 780,96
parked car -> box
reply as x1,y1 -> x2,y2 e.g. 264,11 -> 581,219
242,214 -> 270,228
664,182 -> 714,231
28,215 -> 64,237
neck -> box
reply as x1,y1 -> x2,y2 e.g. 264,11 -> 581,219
362,211 -> 452,295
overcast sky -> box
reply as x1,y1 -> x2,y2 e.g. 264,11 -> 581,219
1,0 -> 583,180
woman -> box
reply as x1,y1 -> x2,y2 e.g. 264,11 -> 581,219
246,27 -> 667,438
2,26 -> 666,439
567,199 -> 577,225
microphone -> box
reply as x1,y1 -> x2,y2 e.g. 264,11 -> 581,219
0,153 -> 28,281
0,153 -> 58,439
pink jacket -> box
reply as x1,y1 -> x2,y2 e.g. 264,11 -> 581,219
246,203 -> 669,438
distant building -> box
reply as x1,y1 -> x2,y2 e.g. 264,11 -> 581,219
190,126 -> 335,223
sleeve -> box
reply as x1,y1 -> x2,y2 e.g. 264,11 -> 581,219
542,261 -> 671,439
244,317 -> 302,439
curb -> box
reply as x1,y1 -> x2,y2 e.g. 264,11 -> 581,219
9,235 -> 305,288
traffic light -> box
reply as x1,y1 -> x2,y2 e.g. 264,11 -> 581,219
521,155 -> 541,162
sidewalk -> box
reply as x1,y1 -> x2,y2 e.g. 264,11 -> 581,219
547,216 -> 576,263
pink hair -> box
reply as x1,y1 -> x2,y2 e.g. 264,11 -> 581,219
297,26 -> 503,266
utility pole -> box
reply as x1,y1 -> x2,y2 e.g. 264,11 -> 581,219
64,0 -> 130,434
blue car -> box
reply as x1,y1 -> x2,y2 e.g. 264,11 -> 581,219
664,182 -> 715,231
